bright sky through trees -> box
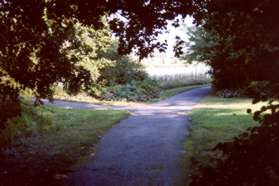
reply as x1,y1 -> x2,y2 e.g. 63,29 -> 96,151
155,16 -> 194,57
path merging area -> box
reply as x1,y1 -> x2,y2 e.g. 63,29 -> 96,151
48,87 -> 211,186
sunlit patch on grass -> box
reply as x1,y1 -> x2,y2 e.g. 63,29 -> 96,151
181,96 -> 261,185
0,102 -> 129,185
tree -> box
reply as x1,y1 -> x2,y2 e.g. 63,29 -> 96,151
178,1 -> 279,185
60,19 -> 114,93
0,0 -> 194,127
179,13 -> 279,90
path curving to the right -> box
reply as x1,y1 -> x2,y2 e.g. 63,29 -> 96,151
64,86 -> 211,186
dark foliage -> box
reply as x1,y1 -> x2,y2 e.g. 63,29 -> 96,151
182,20 -> 279,90
184,1 -> 279,185
0,84 -> 21,128
191,120 -> 279,186
0,0 -> 194,127
190,94 -> 279,186
2,1 -> 279,185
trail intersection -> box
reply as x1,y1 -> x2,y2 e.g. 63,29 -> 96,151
47,87 -> 211,186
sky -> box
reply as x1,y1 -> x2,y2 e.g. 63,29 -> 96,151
111,13 -> 195,59
154,16 -> 194,57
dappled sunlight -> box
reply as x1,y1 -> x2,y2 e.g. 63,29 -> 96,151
193,97 -> 266,113
44,87 -> 212,117
183,95 -> 260,184
214,112 -> 244,116
1,0 -> 278,185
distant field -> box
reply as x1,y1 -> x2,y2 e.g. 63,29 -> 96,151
145,65 -> 210,77
145,64 -> 211,89
152,73 -> 210,89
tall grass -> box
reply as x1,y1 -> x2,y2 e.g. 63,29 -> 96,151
152,73 -> 211,89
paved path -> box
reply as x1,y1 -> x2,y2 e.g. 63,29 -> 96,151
50,86 -> 211,186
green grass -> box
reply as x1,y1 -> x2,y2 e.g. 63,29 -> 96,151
182,96 -> 263,182
1,102 -> 129,185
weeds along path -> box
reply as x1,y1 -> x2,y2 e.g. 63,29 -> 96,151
49,86 -> 211,185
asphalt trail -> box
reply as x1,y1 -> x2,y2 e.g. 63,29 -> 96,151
51,86 -> 211,186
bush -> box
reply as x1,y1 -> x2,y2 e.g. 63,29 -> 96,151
0,102 -> 52,146
0,83 -> 21,129
101,79 -> 160,101
99,56 -> 147,86
85,52 -> 161,102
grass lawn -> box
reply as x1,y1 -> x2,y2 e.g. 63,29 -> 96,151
0,103 -> 129,186
182,96 -> 263,183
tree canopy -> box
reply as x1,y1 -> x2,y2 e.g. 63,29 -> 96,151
1,1 -> 279,184
177,1 -> 279,185
0,0 -> 193,126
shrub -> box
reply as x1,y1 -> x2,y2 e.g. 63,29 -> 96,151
0,83 -> 21,129
99,56 -> 147,86
101,79 -> 160,102
85,51 -> 161,102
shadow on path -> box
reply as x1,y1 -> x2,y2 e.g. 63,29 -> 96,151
49,86 -> 211,186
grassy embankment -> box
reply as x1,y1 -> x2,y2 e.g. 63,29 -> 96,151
182,96 -> 264,183
0,102 -> 129,185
